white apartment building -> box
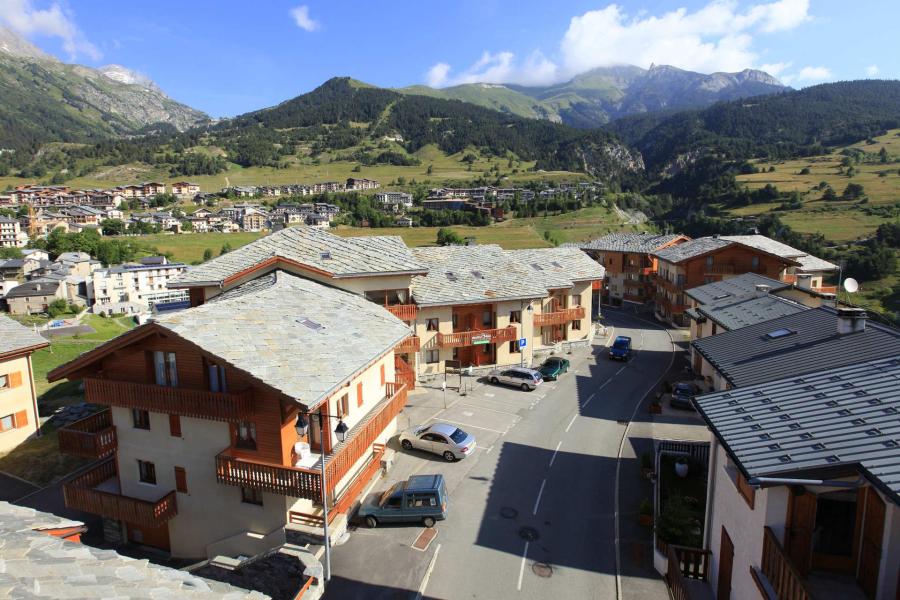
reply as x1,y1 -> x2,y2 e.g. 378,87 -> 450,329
90,257 -> 188,314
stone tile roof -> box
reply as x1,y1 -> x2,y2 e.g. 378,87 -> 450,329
685,272 -> 790,305
653,237 -> 733,263
506,247 -> 605,286
0,501 -> 266,599
795,253 -> 839,273
695,293 -> 809,331
695,357 -> 900,504
155,271 -> 411,409
571,232 -> 685,253
173,227 -> 427,286
722,234 -> 837,272
0,315 -> 48,356
2,279 -> 61,299
410,245 -> 549,307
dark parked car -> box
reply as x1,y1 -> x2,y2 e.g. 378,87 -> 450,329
358,474 -> 448,528
609,336 -> 632,361
538,356 -> 570,380
671,382 -> 699,410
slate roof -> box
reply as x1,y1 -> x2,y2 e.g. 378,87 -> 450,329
0,316 -> 48,357
506,247 -> 605,286
0,501 -> 266,599
410,245 -> 549,307
692,307 -> 900,388
694,357 -> 900,504
154,271 -> 411,409
3,279 -> 60,299
695,294 -> 808,331
653,237 -> 733,263
572,232 -> 685,253
722,234 -> 837,272
795,253 -> 839,273
685,272 -> 790,305
173,227 -> 427,287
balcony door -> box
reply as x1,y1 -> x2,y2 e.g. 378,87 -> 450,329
785,489 -> 817,575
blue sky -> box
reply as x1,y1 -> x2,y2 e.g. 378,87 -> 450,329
2,0 -> 897,117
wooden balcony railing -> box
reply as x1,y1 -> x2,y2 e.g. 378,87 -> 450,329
437,326 -> 517,348
386,304 -> 418,321
216,383 -> 408,501
760,526 -> 812,600
84,377 -> 254,422
657,277 -> 686,292
396,335 -> 420,353
62,458 -> 178,529
58,409 -> 117,459
534,306 -> 585,327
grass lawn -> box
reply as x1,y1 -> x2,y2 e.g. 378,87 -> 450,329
778,210 -> 887,242
123,232 -> 265,264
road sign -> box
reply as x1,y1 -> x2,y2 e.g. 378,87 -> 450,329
519,338 -> 527,348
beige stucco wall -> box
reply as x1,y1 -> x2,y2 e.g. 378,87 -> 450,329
0,355 -> 38,453
6,290 -> 64,315
774,287 -> 827,308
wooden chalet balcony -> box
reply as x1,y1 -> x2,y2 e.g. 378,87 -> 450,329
58,409 -> 117,459
760,526 -> 812,600
657,277 -> 686,292
63,458 -> 177,529
84,377 -> 254,422
216,383 -> 408,501
534,306 -> 585,327
623,264 -> 655,276
385,304 -> 418,321
396,335 -> 421,353
437,326 -> 517,348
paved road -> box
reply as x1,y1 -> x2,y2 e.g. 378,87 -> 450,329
325,312 -> 676,599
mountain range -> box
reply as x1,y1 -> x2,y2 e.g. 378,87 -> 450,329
0,26 -> 207,150
399,64 -> 787,128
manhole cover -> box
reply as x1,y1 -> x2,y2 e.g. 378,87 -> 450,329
500,506 -> 519,519
412,527 -> 437,551
519,526 -> 539,541
532,562 -> 553,578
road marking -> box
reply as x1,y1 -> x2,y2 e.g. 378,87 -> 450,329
565,413 -> 578,432
485,445 -> 494,454
432,419 -> 506,434
532,479 -> 547,515
517,541 -> 530,591
484,392 -> 496,397
548,441 -> 562,468
458,402 -> 519,416
415,543 -> 441,600
616,366 -> 626,375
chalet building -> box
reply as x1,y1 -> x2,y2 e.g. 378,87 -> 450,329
50,271 -> 413,559
90,258 -> 188,315
4,280 -> 65,315
241,209 -> 269,232
693,357 -> 900,600
652,236 -> 802,326
721,234 -> 839,293
374,191 -> 413,212
345,177 -> 379,191
0,317 -> 48,453
0,216 -> 28,248
573,232 -> 689,306
691,307 -> 900,392
171,182 -> 201,197
140,182 -> 167,197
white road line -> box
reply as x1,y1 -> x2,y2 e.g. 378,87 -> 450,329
532,479 -> 547,515
415,543 -> 441,600
484,393 -> 496,397
432,419 -> 506,434
458,402 -> 519,416
485,445 -> 494,454
517,541 -> 530,591
565,413 -> 578,433
548,441 -> 562,468
615,366 -> 626,375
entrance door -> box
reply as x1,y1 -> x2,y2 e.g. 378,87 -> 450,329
811,489 -> 862,574
858,488 -> 886,599
717,527 -> 734,599
786,490 -> 817,575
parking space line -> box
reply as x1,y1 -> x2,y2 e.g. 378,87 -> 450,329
548,441 -> 562,468
430,419 -> 506,434
517,541 -> 530,591
458,402 -> 520,417
532,479 -> 546,515
564,413 -> 578,433
415,543 -> 441,600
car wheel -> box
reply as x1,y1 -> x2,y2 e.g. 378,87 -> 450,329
401,439 -> 413,451
423,516 -> 436,528
365,516 -> 378,529
490,377 -> 499,384
443,450 -> 455,462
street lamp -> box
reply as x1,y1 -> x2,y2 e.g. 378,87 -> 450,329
294,411 -> 349,584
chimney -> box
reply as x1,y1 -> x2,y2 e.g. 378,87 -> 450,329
795,273 -> 813,290
755,284 -> 770,297
837,307 -> 867,335
35,284 -> 41,291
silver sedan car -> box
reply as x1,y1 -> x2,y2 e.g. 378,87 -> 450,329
399,422 -> 476,461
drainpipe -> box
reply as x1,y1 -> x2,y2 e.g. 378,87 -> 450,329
702,438 -> 717,551
747,476 -> 865,489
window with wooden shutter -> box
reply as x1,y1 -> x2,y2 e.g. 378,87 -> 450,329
14,410 -> 28,428
8,371 -> 22,388
357,382 -> 363,407
174,467 -> 187,494
169,414 -> 181,437
380,364 -> 385,386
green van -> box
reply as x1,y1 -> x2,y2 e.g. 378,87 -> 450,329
358,474 -> 448,528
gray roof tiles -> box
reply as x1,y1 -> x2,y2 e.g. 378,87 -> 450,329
692,307 -> 900,388
0,501 -> 266,599
173,227 -> 427,286
653,236 -> 733,263
506,247 -> 605,286
572,232 -> 685,253
685,272 -> 789,304
3,280 -> 61,299
694,357 -> 900,503
695,293 -> 809,331
154,271 -> 411,409
722,234 -> 837,272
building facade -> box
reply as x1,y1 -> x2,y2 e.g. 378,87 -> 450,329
0,316 -> 48,452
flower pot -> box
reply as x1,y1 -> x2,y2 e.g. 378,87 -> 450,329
639,513 -> 653,527
675,460 -> 689,478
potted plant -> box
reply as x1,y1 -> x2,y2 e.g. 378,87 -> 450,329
649,399 -> 662,414
655,495 -> 700,547
639,499 -> 653,527
675,456 -> 689,478
640,452 -> 654,478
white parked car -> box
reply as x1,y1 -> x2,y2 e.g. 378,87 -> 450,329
488,366 -> 543,391
399,422 -> 476,461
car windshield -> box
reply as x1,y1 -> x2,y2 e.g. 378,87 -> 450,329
449,428 -> 468,444
674,384 -> 693,394
379,483 -> 402,505
613,339 -> 629,349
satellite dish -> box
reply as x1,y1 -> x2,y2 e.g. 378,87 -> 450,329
843,278 -> 859,293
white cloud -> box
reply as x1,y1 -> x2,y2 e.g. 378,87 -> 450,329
426,62 -> 450,87
289,5 -> 319,32
759,62 -> 792,77
796,66 -> 832,81
866,64 -> 879,76
424,0 -> 811,87
0,0 -> 100,60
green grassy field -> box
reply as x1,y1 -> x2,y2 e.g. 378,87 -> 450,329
133,232 -> 265,264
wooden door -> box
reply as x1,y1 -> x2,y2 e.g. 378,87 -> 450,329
717,527 -> 734,600
858,488 -> 886,599
786,490 -> 817,575
127,521 -> 170,552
